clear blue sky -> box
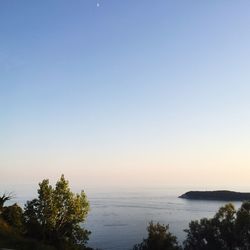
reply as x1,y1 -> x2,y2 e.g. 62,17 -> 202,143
1,1 -> 250,192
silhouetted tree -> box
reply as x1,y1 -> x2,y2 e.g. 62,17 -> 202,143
0,193 -> 13,212
184,202 -> 250,250
235,201 -> 250,249
1,203 -> 24,232
135,202 -> 250,250
132,222 -> 181,250
183,218 -> 222,250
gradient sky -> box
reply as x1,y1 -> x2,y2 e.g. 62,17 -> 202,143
1,1 -> 250,193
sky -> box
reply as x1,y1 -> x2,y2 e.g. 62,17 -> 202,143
1,0 -> 250,194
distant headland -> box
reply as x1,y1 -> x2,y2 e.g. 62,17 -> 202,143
179,190 -> 250,201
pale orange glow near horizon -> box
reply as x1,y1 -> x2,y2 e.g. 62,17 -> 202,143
1,139 -> 250,192
1,1 -> 250,197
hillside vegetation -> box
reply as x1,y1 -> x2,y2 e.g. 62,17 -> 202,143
0,175 -> 91,250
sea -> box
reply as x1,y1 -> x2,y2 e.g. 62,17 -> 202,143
11,186 -> 243,250
84,187 -> 242,250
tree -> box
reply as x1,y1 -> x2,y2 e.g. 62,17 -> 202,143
0,192 -> 24,235
1,203 -> 24,232
183,202 -> 250,250
183,218 -> 222,250
0,193 -> 13,212
132,222 -> 181,250
24,175 -> 90,250
184,204 -> 237,250
213,203 -> 236,249
235,201 -> 250,249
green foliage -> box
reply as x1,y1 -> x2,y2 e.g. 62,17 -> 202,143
132,222 -> 181,250
134,202 -> 250,250
235,202 -> 250,249
1,203 -> 24,232
24,175 -> 90,250
184,202 -> 250,250
0,217 -> 56,250
0,217 -> 19,238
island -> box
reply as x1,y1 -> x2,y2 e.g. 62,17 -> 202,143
179,190 -> 250,201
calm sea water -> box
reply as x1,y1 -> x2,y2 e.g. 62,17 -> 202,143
84,188 -> 242,250
12,187 -> 242,250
